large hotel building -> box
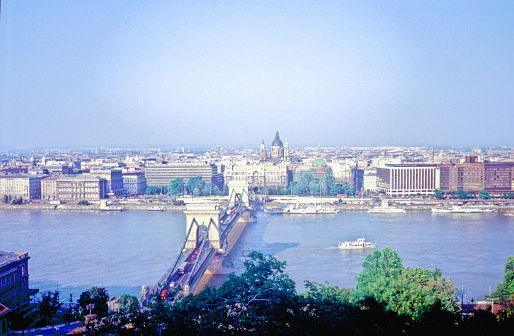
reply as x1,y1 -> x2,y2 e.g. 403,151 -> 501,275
377,164 -> 440,197
145,163 -> 223,188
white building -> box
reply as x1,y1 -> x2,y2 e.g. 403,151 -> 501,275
0,175 -> 45,200
363,169 -> 377,193
376,164 -> 440,197
224,162 -> 290,189
123,172 -> 147,195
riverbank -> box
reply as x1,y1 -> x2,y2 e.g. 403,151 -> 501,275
0,203 -> 187,212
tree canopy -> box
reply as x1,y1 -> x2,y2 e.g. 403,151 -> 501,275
488,256 -> 514,301
84,249 -> 514,335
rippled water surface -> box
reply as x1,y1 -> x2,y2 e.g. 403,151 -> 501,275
1,209 -> 513,301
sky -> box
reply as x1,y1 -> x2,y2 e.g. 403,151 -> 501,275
1,1 -> 513,150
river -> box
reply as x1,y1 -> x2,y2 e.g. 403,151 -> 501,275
1,209 -> 513,303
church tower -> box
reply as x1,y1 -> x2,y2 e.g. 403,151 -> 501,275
259,139 -> 267,162
284,139 -> 290,161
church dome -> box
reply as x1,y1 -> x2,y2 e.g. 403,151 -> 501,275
312,158 -> 328,167
271,131 -> 283,147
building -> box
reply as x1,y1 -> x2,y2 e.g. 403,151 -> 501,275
41,176 -> 58,200
484,162 -> 514,194
145,163 -> 221,188
56,175 -> 106,201
0,175 -> 45,200
259,131 -> 291,162
0,251 -> 31,312
123,172 -> 147,195
0,303 -> 8,336
363,169 -> 377,194
224,162 -> 291,190
376,164 -> 440,197
90,169 -> 124,197
439,161 -> 514,195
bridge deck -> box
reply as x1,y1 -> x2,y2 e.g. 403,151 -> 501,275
154,199 -> 250,299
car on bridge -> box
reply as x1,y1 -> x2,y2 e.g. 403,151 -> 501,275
177,261 -> 190,274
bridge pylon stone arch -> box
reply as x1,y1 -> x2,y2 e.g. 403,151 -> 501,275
227,180 -> 250,208
184,203 -> 221,251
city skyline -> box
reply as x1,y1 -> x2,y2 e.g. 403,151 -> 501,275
1,1 -> 513,149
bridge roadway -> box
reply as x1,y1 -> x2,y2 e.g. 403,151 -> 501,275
153,199 -> 247,299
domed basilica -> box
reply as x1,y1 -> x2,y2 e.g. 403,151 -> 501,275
259,131 -> 290,162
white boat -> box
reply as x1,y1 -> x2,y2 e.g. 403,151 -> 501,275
368,200 -> 405,213
432,205 -> 495,213
282,203 -> 339,214
148,206 -> 164,212
338,238 -> 375,250
100,206 -> 123,212
263,207 -> 285,214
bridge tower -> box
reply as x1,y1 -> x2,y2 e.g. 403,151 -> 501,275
227,180 -> 250,208
184,203 -> 222,251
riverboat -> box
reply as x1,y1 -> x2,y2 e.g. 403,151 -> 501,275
282,203 -> 339,214
148,206 -> 164,212
431,205 -> 495,213
100,206 -> 123,212
338,238 -> 375,250
263,207 -> 286,214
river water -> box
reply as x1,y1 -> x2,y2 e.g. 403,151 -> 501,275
1,209 -> 513,303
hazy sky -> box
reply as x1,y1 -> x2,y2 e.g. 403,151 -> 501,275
1,1 -> 513,149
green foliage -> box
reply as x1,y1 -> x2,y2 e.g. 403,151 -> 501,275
355,247 -> 458,323
82,249 -> 502,335
454,189 -> 470,199
145,186 -> 155,195
2,194 -> 8,203
487,256 -> 514,301
434,189 -> 444,199
292,170 -> 354,196
32,291 -> 63,327
479,189 -> 491,199
10,196 -> 23,204
78,200 -> 89,205
118,294 -> 139,313
336,181 -> 355,196
78,286 -> 109,317
186,176 -> 206,195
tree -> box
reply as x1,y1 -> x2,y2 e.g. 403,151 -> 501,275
434,189 -> 444,199
455,189 -> 469,199
487,256 -> 514,301
186,176 -> 206,195
32,291 -> 63,327
145,186 -> 155,195
337,181 -> 354,196
118,294 -> 139,314
354,247 -> 458,323
2,194 -> 8,203
479,189 -> 491,199
354,247 -> 404,306
78,287 -> 109,317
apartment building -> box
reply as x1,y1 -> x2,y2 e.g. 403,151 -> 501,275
41,176 -> 58,200
0,252 -> 31,312
0,175 -> 45,200
90,169 -> 124,197
123,172 -> 147,195
56,175 -> 106,201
